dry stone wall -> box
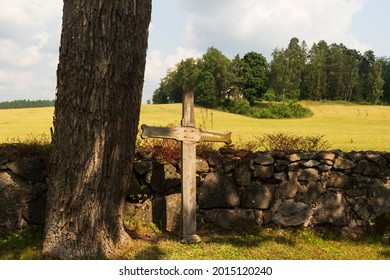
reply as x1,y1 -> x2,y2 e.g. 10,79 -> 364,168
1,147 -> 390,237
128,149 -> 390,236
0,156 -> 47,234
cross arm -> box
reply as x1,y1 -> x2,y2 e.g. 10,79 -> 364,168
140,124 -> 232,144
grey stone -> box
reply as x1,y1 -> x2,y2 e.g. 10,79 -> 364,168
133,160 -> 153,175
288,162 -> 300,172
318,164 -> 332,172
288,171 -> 299,181
241,183 -> 275,209
252,165 -> 274,179
223,159 -> 238,173
205,208 -> 256,229
199,172 -> 239,209
326,172 -> 350,189
254,210 -> 263,226
353,198 -> 370,220
366,153 -> 387,171
8,157 -> 45,184
334,158 -> 355,170
234,159 -> 252,186
152,193 -> 182,232
123,199 -> 153,223
274,172 -> 287,181
301,160 -> 321,168
253,154 -> 274,165
278,180 -> 300,199
148,163 -> 180,192
347,152 -> 364,162
287,153 -> 301,162
318,152 -> 335,161
273,199 -> 313,227
303,181 -> 323,202
207,154 -> 223,168
368,179 -> 390,214
321,159 -> 334,166
354,159 -> 381,176
196,159 -> 209,173
312,192 -> 349,226
300,153 -> 315,160
274,160 -> 289,172
0,171 -> 31,231
298,168 -> 320,181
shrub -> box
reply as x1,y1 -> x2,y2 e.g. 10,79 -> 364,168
256,132 -> 330,151
223,98 -> 253,115
252,101 -> 313,119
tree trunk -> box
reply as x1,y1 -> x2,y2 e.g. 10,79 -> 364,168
43,0 -> 152,259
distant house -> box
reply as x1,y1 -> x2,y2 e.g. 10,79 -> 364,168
221,86 -> 243,100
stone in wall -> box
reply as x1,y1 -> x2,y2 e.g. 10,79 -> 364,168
234,159 -> 252,186
145,162 -> 180,193
354,159 -> 381,176
204,208 -> 257,230
312,191 -> 349,226
123,199 -> 153,224
334,157 -> 355,170
252,165 -> 274,179
278,180 -> 300,199
253,153 -> 274,165
302,181 -> 323,202
272,199 -> 313,227
0,163 -> 47,233
198,172 -> 239,209
241,182 -> 275,209
152,193 -> 182,232
123,193 -> 182,232
0,171 -> 31,231
7,157 -> 46,184
365,153 -> 387,171
298,168 -> 320,181
326,171 -> 351,189
367,179 -> 390,215
133,160 -> 153,175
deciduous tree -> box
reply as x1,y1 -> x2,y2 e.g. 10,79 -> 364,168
43,0 -> 152,259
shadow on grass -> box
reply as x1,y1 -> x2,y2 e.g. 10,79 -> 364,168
2,226 -> 389,260
133,245 -> 166,260
202,231 -> 296,248
0,227 -> 44,260
380,249 -> 390,259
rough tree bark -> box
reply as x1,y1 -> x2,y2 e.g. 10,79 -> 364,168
43,0 -> 152,259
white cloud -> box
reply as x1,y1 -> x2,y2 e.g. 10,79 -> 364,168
0,0 -> 61,101
174,0 -> 368,57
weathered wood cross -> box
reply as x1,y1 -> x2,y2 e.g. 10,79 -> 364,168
141,91 -> 232,243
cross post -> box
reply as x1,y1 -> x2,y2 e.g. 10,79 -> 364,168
141,90 -> 231,243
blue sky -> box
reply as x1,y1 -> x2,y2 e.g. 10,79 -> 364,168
1,0 -> 390,103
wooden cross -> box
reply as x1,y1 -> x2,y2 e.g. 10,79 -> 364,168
141,90 -> 232,243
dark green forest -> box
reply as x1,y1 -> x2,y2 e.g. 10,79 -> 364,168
0,99 -> 55,109
153,38 -> 390,114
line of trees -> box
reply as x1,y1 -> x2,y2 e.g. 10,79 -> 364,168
152,38 -> 390,108
0,99 -> 55,109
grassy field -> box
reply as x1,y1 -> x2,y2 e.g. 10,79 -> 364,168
1,102 -> 390,151
1,227 -> 389,260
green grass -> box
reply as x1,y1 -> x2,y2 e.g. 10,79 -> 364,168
1,102 -> 390,151
141,102 -> 390,152
1,227 -> 388,260
0,228 -> 44,260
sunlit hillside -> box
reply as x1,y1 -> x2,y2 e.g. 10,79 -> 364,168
1,103 -> 390,152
